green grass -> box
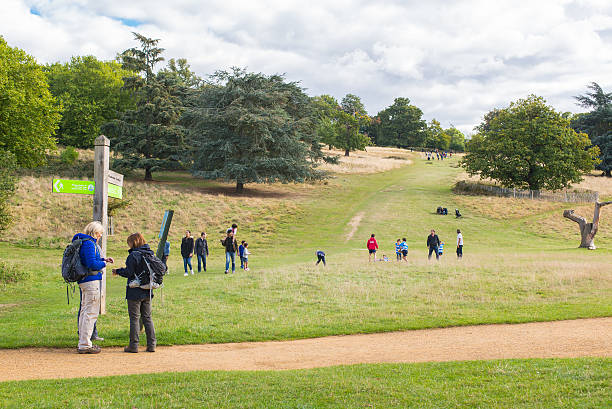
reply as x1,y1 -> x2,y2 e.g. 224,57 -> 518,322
1,359 -> 610,408
0,155 -> 610,348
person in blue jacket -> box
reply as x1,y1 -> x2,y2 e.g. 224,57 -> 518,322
74,221 -> 113,354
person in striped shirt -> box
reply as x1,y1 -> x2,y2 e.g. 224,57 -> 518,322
400,238 -> 409,261
395,239 -> 402,261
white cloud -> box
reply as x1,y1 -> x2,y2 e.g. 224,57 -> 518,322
2,0 -> 612,134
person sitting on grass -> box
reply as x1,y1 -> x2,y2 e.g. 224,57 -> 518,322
395,239 -> 402,261
316,250 -> 326,266
367,233 -> 378,262
400,238 -> 409,262
243,242 -> 251,271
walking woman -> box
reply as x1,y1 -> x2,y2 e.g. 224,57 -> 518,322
221,228 -> 238,274
181,230 -> 195,276
112,233 -> 156,353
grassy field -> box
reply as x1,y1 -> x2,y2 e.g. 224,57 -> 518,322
0,149 -> 611,348
1,358 -> 610,408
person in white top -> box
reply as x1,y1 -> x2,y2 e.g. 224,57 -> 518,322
456,229 -> 463,259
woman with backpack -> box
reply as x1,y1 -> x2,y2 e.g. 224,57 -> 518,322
112,232 -> 157,353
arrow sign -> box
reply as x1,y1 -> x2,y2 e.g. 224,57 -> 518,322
52,179 -> 122,199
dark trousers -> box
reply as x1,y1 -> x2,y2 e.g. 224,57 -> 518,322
78,286 -> 98,339
428,246 -> 439,260
127,298 -> 156,348
197,254 -> 207,272
457,245 -> 463,258
240,255 -> 245,269
161,254 -> 168,267
316,254 -> 326,265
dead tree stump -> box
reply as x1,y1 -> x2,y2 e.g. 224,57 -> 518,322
563,201 -> 612,249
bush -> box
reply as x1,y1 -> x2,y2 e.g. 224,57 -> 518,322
60,146 -> 79,165
0,150 -> 17,232
0,259 -> 30,285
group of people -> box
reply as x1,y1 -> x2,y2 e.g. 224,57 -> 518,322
366,230 -> 464,262
173,224 -> 252,276
426,150 -> 451,161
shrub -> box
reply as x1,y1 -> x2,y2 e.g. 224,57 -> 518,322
0,259 -> 30,285
60,146 -> 79,165
0,150 -> 17,232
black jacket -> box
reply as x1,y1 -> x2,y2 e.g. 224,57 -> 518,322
181,236 -> 194,258
195,237 -> 209,256
221,236 -> 237,253
115,245 -> 155,301
427,234 -> 440,248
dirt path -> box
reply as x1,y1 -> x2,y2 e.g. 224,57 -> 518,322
1,318 -> 610,382
345,212 -> 364,241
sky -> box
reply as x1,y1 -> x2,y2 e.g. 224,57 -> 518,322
3,0 -> 612,135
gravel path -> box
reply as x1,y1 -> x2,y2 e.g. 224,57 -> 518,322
1,318 -> 610,382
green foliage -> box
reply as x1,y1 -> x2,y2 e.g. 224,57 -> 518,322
0,37 -> 60,167
59,146 -> 79,165
185,68 -> 326,191
108,197 -> 132,217
0,259 -> 29,285
572,82 -> 612,176
312,94 -> 340,148
446,127 -> 466,152
102,33 -> 186,180
340,93 -> 367,115
0,150 -> 17,232
158,58 -> 202,89
424,119 -> 451,150
44,56 -> 135,148
463,95 -> 598,191
375,97 -> 427,147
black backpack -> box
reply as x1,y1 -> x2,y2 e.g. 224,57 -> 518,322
136,251 -> 167,287
61,238 -> 96,283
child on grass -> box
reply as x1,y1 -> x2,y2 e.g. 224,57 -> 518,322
400,238 -> 408,261
243,242 -> 251,271
395,239 -> 401,261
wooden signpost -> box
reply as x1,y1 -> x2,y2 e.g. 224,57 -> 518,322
93,135 -> 110,314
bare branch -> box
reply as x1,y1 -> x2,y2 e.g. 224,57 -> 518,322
563,209 -> 586,224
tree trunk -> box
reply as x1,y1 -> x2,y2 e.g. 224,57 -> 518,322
563,201 -> 612,249
236,181 -> 244,193
345,149 -> 350,156
145,168 -> 153,181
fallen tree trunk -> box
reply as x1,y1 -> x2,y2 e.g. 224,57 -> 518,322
563,201 -> 612,249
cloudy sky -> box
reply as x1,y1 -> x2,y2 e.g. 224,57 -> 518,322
3,0 -> 612,134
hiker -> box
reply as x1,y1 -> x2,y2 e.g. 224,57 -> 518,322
367,233 -> 378,262
221,229 -> 238,274
161,240 -> 170,272
395,239 -> 402,261
181,230 -> 195,276
400,238 -> 409,261
243,242 -> 251,271
111,233 -> 156,353
194,232 -> 209,273
74,221 -> 113,354
456,229 -> 463,259
238,240 -> 246,269
426,229 -> 441,260
316,250 -> 326,266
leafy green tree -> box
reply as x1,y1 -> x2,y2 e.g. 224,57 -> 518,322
463,95 -> 598,191
376,97 -> 427,147
0,150 -> 17,232
334,109 -> 371,156
44,56 -> 135,148
446,127 -> 466,152
341,93 -> 367,116
158,58 -> 202,89
572,83 -> 612,176
312,95 -> 341,149
184,69 -> 326,192
0,36 -> 60,167
102,33 -> 186,180
424,119 -> 451,150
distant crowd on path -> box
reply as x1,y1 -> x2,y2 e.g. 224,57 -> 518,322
365,230 -> 463,262
426,150 -> 451,161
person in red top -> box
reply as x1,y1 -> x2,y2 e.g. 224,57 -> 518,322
366,233 -> 379,262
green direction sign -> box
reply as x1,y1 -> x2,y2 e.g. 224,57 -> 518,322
52,179 -> 122,199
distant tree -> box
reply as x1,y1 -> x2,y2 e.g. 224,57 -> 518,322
424,119 -> 450,150
184,69 -> 327,192
446,127 -> 466,152
0,36 -> 60,167
341,93 -> 367,116
312,95 -> 341,149
102,33 -> 186,180
572,82 -> 612,176
376,97 -> 427,147
463,95 -> 598,191
158,58 -> 202,89
0,150 -> 17,232
334,108 -> 371,156
44,56 -> 135,148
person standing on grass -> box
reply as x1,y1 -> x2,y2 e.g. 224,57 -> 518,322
400,238 -> 409,261
426,229 -> 441,260
367,233 -> 378,262
221,229 -> 238,274
243,242 -> 251,271
112,233 -> 156,353
238,240 -> 246,269
316,250 -> 326,266
181,230 -> 195,276
74,221 -> 113,354
231,223 -> 238,236
161,240 -> 170,273
395,239 -> 402,261
194,232 -> 209,272
456,229 -> 463,259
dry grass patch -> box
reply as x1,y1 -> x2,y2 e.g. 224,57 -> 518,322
454,195 -> 564,220
319,147 -> 414,174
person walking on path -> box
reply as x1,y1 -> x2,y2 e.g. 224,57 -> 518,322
161,240 -> 170,273
181,230 -> 195,276
221,229 -> 238,274
316,250 -> 326,266
456,229 -> 463,259
74,221 -> 113,354
112,233 -> 157,353
194,232 -> 209,272
367,234 -> 379,262
427,229 -> 441,260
